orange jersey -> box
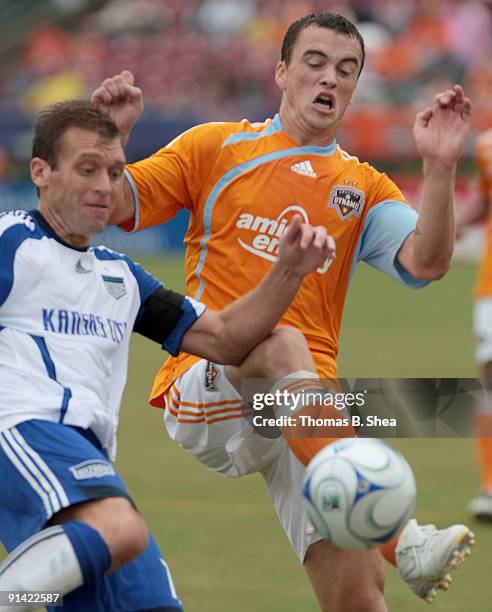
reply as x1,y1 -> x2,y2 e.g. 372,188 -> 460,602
124,115 -> 423,404
475,129 -> 492,297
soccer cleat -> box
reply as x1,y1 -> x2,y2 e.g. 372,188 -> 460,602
468,490 -> 492,521
396,519 -> 475,604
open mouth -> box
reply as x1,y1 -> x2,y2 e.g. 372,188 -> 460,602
314,94 -> 334,111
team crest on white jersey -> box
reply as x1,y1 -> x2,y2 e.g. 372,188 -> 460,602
328,185 -> 365,220
235,205 -> 332,274
102,275 -> 127,299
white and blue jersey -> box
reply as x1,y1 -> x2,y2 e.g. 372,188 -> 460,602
0,209 -> 205,457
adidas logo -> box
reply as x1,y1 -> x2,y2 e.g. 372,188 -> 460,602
291,160 -> 316,178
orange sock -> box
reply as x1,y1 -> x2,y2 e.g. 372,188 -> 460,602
379,534 -> 399,566
475,412 -> 492,490
277,378 -> 357,465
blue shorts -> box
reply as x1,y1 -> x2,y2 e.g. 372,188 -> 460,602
0,419 -> 130,551
0,420 -> 183,611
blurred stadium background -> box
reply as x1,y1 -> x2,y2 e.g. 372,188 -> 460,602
0,0 -> 491,610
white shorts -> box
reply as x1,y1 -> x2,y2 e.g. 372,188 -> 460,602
474,298 -> 492,365
162,359 -> 320,561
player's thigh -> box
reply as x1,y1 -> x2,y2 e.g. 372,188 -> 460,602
0,419 -> 131,552
304,540 -> 385,612
164,360 -> 287,476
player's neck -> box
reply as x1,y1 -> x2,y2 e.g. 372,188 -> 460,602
278,106 -> 336,148
37,203 -> 90,249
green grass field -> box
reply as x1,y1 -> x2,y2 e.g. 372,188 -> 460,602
3,257 -> 491,610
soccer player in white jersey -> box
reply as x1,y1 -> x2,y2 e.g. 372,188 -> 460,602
0,100 -> 335,611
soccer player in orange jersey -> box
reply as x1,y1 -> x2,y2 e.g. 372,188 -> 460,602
458,130 -> 492,520
93,12 -> 473,611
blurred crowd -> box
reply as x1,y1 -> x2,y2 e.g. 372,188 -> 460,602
0,0 -> 491,176
2,0 -> 491,118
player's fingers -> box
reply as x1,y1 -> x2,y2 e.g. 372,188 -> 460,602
110,75 -> 132,100
91,86 -> 112,105
452,83 -> 465,103
300,224 -> 314,250
283,214 -> 302,243
312,225 -> 327,250
461,97 -> 472,118
121,70 -> 135,86
324,235 -> 336,259
415,107 -> 433,127
433,89 -> 456,109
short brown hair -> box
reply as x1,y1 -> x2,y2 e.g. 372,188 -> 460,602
281,12 -> 366,74
32,99 -> 120,168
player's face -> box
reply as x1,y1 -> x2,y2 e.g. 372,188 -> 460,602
35,128 -> 125,246
275,26 -> 362,144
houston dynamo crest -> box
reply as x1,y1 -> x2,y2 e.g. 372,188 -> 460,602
328,185 -> 365,220
102,275 -> 127,300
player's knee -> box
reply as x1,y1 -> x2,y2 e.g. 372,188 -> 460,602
261,326 -> 314,376
54,497 -> 149,568
107,499 -> 149,565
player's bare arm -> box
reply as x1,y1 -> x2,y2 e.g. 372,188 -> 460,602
397,84 -> 472,280
180,215 -> 335,365
92,70 -> 143,225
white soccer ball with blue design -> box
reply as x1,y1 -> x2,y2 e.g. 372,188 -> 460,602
302,438 -> 416,549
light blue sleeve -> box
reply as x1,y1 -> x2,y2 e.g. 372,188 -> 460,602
356,200 -> 429,288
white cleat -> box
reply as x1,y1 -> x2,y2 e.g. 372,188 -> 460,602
469,490 -> 492,521
396,519 -> 475,603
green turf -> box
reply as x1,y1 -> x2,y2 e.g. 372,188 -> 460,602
3,257 -> 491,611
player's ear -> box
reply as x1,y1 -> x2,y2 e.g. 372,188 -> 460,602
30,157 -> 51,189
275,61 -> 287,91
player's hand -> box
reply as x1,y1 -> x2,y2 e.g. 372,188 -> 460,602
91,70 -> 143,145
413,84 -> 472,168
278,214 -> 336,275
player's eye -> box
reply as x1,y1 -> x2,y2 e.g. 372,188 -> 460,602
80,165 -> 95,175
338,64 -> 355,77
110,169 -> 123,182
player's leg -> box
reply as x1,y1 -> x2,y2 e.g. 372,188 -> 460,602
304,542 -> 386,612
469,299 -> 492,519
226,326 -> 475,605
225,327 -> 386,611
260,441 -> 386,612
0,420 -> 180,611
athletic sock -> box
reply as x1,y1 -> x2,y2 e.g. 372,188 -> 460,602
270,372 -> 356,466
475,411 -> 492,491
0,521 -> 111,611
379,534 -> 399,566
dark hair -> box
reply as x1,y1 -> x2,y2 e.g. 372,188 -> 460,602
281,12 -> 366,74
32,99 -> 120,168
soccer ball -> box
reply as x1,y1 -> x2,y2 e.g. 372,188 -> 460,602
302,438 -> 416,550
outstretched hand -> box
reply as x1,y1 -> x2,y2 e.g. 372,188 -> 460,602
278,214 -> 336,276
413,84 -> 472,168
91,70 -> 143,144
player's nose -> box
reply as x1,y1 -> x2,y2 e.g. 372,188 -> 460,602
319,64 -> 337,87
